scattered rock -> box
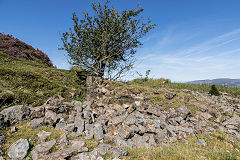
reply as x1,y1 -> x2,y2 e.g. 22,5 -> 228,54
44,110 -> 59,126
31,140 -> 56,160
200,112 -> 213,120
31,117 -> 44,129
30,106 -> 45,119
94,123 -> 104,140
0,105 -> 30,125
7,139 -> 29,159
165,92 -> 176,100
196,139 -> 207,146
37,130 -> 52,141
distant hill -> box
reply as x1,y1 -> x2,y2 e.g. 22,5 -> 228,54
187,78 -> 240,87
0,32 -> 53,66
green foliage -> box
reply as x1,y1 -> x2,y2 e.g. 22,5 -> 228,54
60,0 -> 156,80
0,51 -> 85,108
209,84 -> 220,96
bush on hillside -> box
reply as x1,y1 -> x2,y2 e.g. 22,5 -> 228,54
209,84 -> 220,96
0,33 -> 53,66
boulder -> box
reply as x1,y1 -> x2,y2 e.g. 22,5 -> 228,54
0,105 -> 30,125
37,130 -> 52,141
57,133 -> 68,149
7,139 -> 29,159
71,152 -> 97,160
74,114 -> 85,136
30,106 -> 45,119
31,117 -> 44,129
84,124 -> 94,139
31,140 -> 56,160
94,123 -> 104,140
223,115 -> 240,126
116,125 -> 133,139
176,106 -> 191,120
44,110 -> 59,126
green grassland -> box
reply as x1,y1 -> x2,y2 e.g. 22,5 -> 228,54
129,78 -> 240,98
0,51 -> 85,109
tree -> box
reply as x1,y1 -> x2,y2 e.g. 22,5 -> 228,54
209,84 -> 220,96
60,0 -> 156,80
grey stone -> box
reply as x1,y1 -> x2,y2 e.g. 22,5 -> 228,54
124,114 -> 137,125
92,143 -> 112,155
55,122 -> 66,130
116,125 -> 133,139
196,139 -> 207,146
45,98 -> 61,107
115,138 -> 132,148
85,124 -> 94,139
0,135 -> 6,145
74,115 -> 85,136
64,123 -> 75,134
71,152 -> 97,160
31,117 -> 44,129
223,115 -> 240,126
165,92 -> 176,100
176,106 -> 191,119
57,133 -> 68,149
31,140 -> 56,160
48,146 -> 88,160
200,112 -> 213,120
7,139 -> 29,159
37,130 -> 51,141
44,110 -> 59,126
128,134 -> 156,149
0,105 -> 30,125
146,105 -> 166,117
30,106 -> 45,119
110,147 -> 128,158
94,123 -> 104,140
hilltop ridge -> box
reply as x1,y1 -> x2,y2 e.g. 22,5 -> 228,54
188,78 -> 240,87
0,33 -> 52,67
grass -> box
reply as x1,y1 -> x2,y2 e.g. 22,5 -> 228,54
0,51 -> 86,109
129,78 -> 240,98
125,131 -> 240,160
2,122 -> 63,155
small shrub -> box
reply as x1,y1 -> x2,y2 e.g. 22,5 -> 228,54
209,85 -> 220,96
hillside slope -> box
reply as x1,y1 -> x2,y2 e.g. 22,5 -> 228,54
0,33 -> 52,66
0,51 -> 85,108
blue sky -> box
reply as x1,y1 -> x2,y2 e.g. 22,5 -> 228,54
1,0 -> 240,81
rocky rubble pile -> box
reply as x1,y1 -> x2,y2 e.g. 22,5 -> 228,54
0,76 -> 239,159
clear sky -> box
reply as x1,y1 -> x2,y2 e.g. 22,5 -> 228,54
1,0 -> 240,82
